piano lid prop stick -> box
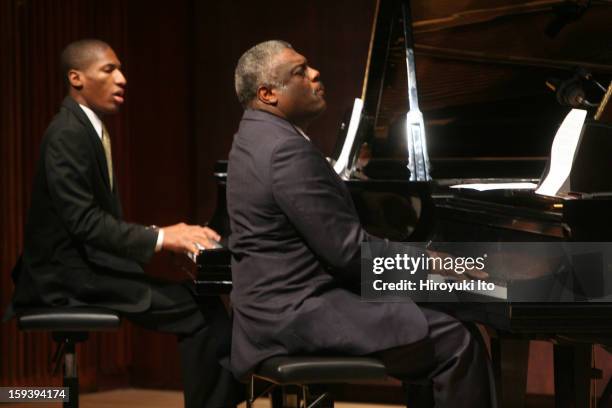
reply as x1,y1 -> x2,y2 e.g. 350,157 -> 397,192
594,80 -> 612,121
402,0 -> 431,181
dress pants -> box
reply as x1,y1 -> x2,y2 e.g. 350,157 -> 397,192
122,277 -> 242,408
375,307 -> 497,408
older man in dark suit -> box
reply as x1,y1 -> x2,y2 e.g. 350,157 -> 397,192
8,39 -> 239,408
227,40 -> 496,407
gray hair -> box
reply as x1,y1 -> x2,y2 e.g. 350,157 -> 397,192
234,40 -> 293,108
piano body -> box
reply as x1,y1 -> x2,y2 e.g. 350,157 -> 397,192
195,1 -> 612,406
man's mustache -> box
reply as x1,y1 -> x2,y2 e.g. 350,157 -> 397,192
313,81 -> 325,95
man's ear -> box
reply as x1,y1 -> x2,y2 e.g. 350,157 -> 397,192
256,85 -> 278,106
68,69 -> 83,90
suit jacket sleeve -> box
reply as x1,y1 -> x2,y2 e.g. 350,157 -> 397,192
45,127 -> 157,264
271,136 -> 375,269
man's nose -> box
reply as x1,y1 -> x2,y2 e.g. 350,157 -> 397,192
115,69 -> 127,86
308,67 -> 320,82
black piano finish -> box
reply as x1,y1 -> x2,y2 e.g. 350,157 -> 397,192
195,161 -> 612,407
198,163 -> 612,303
428,186 -> 612,408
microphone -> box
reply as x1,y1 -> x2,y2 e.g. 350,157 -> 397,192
546,69 -> 599,109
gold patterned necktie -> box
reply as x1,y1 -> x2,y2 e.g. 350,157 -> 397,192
101,124 -> 114,190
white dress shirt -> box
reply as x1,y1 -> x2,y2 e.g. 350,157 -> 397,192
79,104 -> 103,139
294,125 -> 311,142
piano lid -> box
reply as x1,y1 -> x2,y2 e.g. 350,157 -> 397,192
335,0 -> 612,179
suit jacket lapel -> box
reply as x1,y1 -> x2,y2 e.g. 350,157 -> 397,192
61,96 -> 113,192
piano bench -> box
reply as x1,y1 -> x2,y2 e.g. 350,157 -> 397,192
248,356 -> 388,408
17,307 -> 121,408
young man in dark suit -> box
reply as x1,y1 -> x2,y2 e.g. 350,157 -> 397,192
8,39 -> 239,408
227,40 -> 496,407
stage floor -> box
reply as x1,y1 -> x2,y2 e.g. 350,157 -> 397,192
0,388 -> 404,408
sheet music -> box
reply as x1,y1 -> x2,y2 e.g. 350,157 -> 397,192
535,109 -> 588,197
450,182 -> 538,191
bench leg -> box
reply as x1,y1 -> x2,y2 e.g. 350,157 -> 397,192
247,376 -> 255,408
63,341 -> 78,408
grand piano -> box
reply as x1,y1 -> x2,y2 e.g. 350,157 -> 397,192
193,1 -> 612,406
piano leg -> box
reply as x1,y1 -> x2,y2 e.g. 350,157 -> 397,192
491,337 -> 529,408
553,343 -> 593,408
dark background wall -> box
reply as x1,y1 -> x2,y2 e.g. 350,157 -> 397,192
192,0 -> 376,222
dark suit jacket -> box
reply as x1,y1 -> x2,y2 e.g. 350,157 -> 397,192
9,96 -> 158,315
227,109 -> 428,379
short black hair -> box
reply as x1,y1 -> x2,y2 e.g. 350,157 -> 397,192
60,39 -> 111,86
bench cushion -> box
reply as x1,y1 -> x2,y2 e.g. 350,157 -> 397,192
17,308 -> 120,331
255,356 -> 387,384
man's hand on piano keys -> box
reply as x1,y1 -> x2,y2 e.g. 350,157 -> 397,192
160,223 -> 222,255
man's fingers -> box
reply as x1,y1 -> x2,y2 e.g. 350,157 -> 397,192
186,226 -> 220,243
160,222 -> 222,254
186,242 -> 199,255
466,269 -> 490,280
190,232 -> 220,248
202,226 -> 221,242
193,238 -> 218,250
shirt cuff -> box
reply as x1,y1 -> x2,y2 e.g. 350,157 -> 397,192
155,229 -> 164,252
